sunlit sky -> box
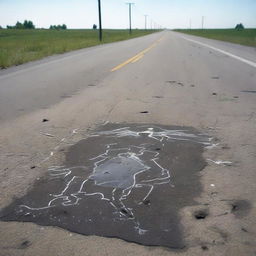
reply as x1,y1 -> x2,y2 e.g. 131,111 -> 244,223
0,0 -> 255,29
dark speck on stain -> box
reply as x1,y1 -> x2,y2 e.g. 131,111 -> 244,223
232,204 -> 238,211
211,76 -> 219,79
166,81 -> 176,84
155,148 -> 161,151
121,208 -> 128,214
241,227 -> 248,233
194,209 -> 208,220
42,119 -> 49,122
19,240 -> 30,249
222,145 -> 230,150
233,96 -> 239,99
30,166 -> 36,169
190,84 -> 195,87
201,245 -> 209,251
212,93 -> 217,96
140,111 -> 149,114
143,199 -> 151,206
88,84 -> 96,87
120,208 -> 133,218
177,82 -> 184,86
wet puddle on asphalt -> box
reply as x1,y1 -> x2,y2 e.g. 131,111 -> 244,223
0,124 -> 213,249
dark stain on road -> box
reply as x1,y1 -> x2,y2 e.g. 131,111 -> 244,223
152,96 -> 164,99
19,240 -> 31,249
0,124 -> 212,249
241,90 -> 256,94
166,81 -> 184,87
230,200 -> 252,218
166,80 -> 177,84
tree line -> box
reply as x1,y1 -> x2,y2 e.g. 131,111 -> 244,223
49,24 -> 67,30
1,20 -> 246,30
7,20 -> 35,29
5,20 -> 67,30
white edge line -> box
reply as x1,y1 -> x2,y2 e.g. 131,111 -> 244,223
182,37 -> 256,68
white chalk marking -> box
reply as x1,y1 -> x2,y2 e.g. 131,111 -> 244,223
207,159 -> 232,165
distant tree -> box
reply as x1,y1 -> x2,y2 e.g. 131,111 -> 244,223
23,20 -> 28,28
26,20 -> 35,29
235,23 -> 244,30
22,20 -> 35,29
49,24 -> 67,30
15,21 -> 24,29
0,25 -> 2,29
93,24 -> 97,30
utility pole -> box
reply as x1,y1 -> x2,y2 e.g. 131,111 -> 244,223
144,15 -> 148,30
202,16 -> 204,29
189,18 -> 192,29
126,3 -> 134,34
98,0 -> 102,41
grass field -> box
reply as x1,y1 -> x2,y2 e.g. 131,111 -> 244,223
174,29 -> 256,47
0,29 -> 158,68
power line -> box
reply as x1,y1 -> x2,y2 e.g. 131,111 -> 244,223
126,3 -> 135,34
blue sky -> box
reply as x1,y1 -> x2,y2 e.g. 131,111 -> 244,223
0,0 -> 255,29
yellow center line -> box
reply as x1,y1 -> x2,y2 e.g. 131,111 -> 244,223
131,54 -> 144,63
111,36 -> 165,72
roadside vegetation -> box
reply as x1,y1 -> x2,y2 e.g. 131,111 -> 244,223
0,29 -> 159,68
174,28 -> 256,47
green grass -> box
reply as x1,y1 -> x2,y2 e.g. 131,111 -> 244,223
174,29 -> 256,47
0,29 -> 158,68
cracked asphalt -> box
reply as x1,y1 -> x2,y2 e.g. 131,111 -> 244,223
0,31 -> 256,255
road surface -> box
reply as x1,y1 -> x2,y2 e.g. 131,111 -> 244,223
0,31 -> 255,255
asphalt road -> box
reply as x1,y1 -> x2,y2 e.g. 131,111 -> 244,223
0,31 -> 256,255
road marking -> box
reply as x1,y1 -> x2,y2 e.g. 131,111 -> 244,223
132,55 -> 144,63
182,37 -> 256,69
111,37 -> 164,72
